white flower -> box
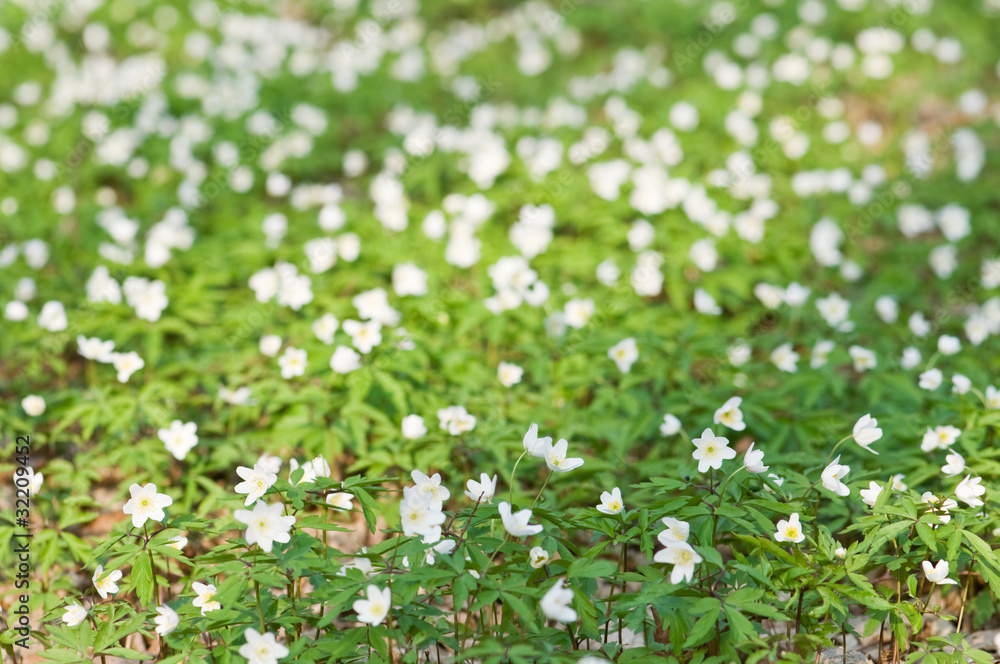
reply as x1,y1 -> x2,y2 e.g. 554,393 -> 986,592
122,483 -> 173,528
312,314 -> 339,345
154,605 -> 179,636
816,293 -> 850,327
713,397 -> 746,431
326,492 -> 354,510
465,473 -> 497,503
289,456 -> 331,484
653,540 -> 702,584
62,603 -> 87,626
234,501 -> 296,553
278,347 -> 307,379
38,300 -> 67,331
955,475 -> 985,508
743,442 -> 768,473
921,425 -> 961,452
952,374 -> 972,395
167,535 -> 188,550
411,470 -> 451,507
529,547 -> 551,568
77,336 -> 115,362
986,386 -> 1000,409
392,263 -> 428,296
540,579 -> 577,622
157,420 -> 198,461
659,414 -> 682,436
596,487 -> 624,514
399,488 -> 446,538
938,335 -> 961,355
522,422 -> 552,457
330,346 -> 362,373
402,414 -> 427,439
235,464 -> 278,506
658,517 -> 690,544
834,547 -> 847,559
941,451 -> 965,477
353,585 -> 391,626
259,335 -> 282,357
544,439 -> 584,472
859,482 -> 882,507
774,513 -> 805,543
239,628 -> 289,664
691,428 -> 736,473
811,339 -> 835,368
918,368 -> 943,390
497,501 -> 543,537
848,345 -> 876,372
821,456 -> 851,497
694,288 -> 722,315
497,362 -> 524,387
922,560 -> 958,585
192,582 -> 221,615
22,395 -> 45,416
342,319 -> 382,354
92,565 -> 122,599
852,414 -> 882,454
771,343 -> 799,373
608,337 -> 639,373
901,347 -> 922,369
111,351 -> 144,382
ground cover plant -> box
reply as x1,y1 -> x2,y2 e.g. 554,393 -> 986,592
1,0 -> 1000,662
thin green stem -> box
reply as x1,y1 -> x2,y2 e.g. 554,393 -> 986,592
254,579 -> 266,631
508,450 -> 528,504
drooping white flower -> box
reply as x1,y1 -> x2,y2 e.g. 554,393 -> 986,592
522,422 -> 552,457
326,492 -> 354,510
955,475 -> 985,508
62,603 -> 87,626
821,456 -> 851,497
659,414 -> 682,436
77,336 -> 115,362
497,501 -> 543,537
154,605 -> 179,636
922,559 -> 958,585
540,579 -> 577,622
330,346 -> 361,373
918,368 -> 943,390
743,442 -> 768,473
852,414 -> 882,454
859,482 -> 883,507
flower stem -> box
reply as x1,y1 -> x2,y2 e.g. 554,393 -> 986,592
254,579 -> 266,631
508,450 -> 528,504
